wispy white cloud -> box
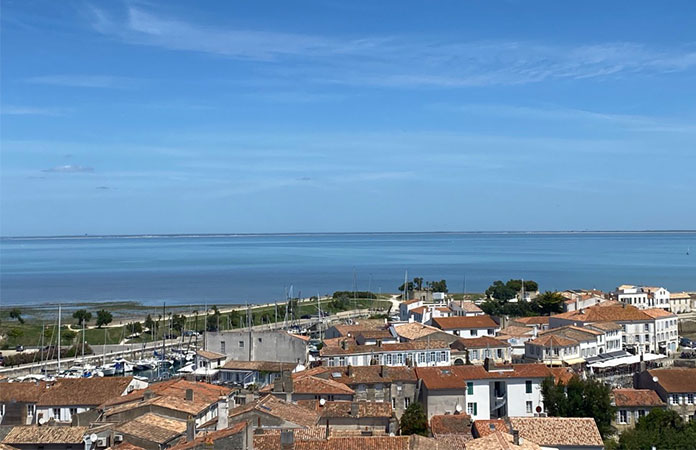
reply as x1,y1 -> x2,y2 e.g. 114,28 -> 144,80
86,5 -> 696,88
2,105 -> 69,116
437,103 -> 696,134
42,165 -> 94,173
26,75 -> 136,89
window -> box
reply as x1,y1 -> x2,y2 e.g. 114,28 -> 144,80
526,401 -> 533,414
418,353 -> 426,364
619,410 -> 628,424
392,398 -> 396,409
689,394 -> 694,404
397,353 -> 404,365
440,351 -> 447,362
339,357 -> 345,365
467,382 -> 474,395
671,395 -> 678,405
53,408 -> 60,419
497,349 -> 503,358
471,350 -> 479,360
220,341 -> 226,353
357,384 -> 366,392
467,402 -> 477,416
471,329 -> 478,337
429,352 -> 435,363
69,407 -> 77,417
26,405 -> 35,415
386,354 -> 393,365
488,328 -> 494,335
239,341 -> 244,348
638,409 -> 647,419
404,397 -> 411,408
525,380 -> 533,394
258,337 -> 263,343
645,324 -> 650,332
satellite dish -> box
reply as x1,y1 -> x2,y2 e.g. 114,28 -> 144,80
319,398 -> 326,406
90,434 -> 98,442
455,404 -> 462,412
38,418 -> 47,425
653,376 -> 659,383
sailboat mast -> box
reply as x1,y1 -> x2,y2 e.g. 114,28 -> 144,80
57,304 -> 62,373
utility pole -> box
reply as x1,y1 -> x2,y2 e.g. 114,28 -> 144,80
57,304 -> 62,374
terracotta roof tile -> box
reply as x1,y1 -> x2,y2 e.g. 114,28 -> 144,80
258,375 -> 356,396
228,395 -> 320,428
320,365 -> 417,385
514,317 -> 549,325
642,308 -> 677,319
168,421 -> 247,450
430,413 -> 471,435
317,401 -> 393,419
466,431 -> 541,450
432,316 -> 498,330
528,334 -> 577,347
552,304 -> 652,322
37,377 -> 134,406
415,366 -> 489,389
116,413 -> 186,445
613,389 -> 665,407
472,419 -> 508,437
508,417 -> 603,447
392,323 -> 443,340
2,426 -> 88,444
254,435 -> 411,450
497,326 -> 534,337
452,336 -> 511,349
648,368 -> 696,393
196,350 -> 226,360
549,367 -> 576,385
0,381 -> 48,403
102,379 -> 230,408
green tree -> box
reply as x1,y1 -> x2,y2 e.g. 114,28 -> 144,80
485,280 -> 517,301
72,309 -> 92,326
7,328 -> 23,339
427,279 -> 448,293
126,321 -> 143,334
398,281 -> 414,293
61,328 -> 77,345
541,376 -> 615,439
413,277 -> 424,290
615,408 -> 696,449
400,402 -> 428,436
207,306 -> 221,331
9,308 -> 24,324
95,310 -> 113,328
532,291 -> 565,315
144,314 -> 155,335
172,314 -> 187,334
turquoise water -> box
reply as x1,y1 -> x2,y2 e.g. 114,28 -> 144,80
1,232 -> 695,306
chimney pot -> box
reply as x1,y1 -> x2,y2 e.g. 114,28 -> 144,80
186,415 -> 195,442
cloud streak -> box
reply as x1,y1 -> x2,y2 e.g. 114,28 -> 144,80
2,105 -> 69,116
42,165 -> 95,173
26,75 -> 136,89
86,5 -> 696,88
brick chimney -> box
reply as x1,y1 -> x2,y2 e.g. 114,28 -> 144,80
280,430 -> 294,450
484,357 -> 493,372
185,389 -> 194,402
143,389 -> 155,401
512,429 -> 520,446
341,339 -> 348,350
216,396 -> 229,431
380,365 -> 388,378
347,365 -> 353,377
186,415 -> 195,442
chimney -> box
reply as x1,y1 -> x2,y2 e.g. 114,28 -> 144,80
185,389 -> 194,402
341,340 -> 347,350
347,365 -> 353,377
351,402 -> 359,417
639,352 -> 646,374
512,429 -> 520,446
380,365 -> 388,379
186,415 -> 195,442
216,396 -> 229,431
143,389 -> 155,401
280,430 -> 294,450
484,357 -> 493,372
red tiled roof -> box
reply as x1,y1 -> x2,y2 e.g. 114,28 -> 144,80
613,389 -> 665,407
392,323 -> 442,340
228,395 -> 320,428
552,305 -> 652,322
549,367 -> 576,385
642,308 -> 677,319
430,413 -> 471,435
487,364 -> 551,379
169,421 -> 248,450
221,360 -> 297,372
472,419 -> 508,437
528,334 -> 578,347
416,366 -> 489,389
648,368 -> 696,393
101,379 -> 230,409
452,336 -> 511,349
37,377 -> 134,406
515,317 -> 549,325
432,316 -> 498,330
508,417 -> 603,447
196,350 -> 226,360
317,401 -> 393,419
319,365 -> 417,385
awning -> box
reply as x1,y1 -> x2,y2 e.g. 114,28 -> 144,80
563,357 -> 586,365
588,353 -> 666,369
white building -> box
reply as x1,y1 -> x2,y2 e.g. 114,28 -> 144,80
319,339 -> 451,367
669,292 -> 692,314
524,323 -> 622,364
430,315 -> 501,338
616,285 -> 670,310
550,304 -> 678,355
416,363 -> 550,420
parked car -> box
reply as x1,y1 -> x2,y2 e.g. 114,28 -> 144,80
15,345 -> 24,352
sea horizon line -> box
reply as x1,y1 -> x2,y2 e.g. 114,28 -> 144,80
2,229 -> 696,240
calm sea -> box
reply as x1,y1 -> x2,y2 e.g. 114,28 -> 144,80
1,233 -> 695,306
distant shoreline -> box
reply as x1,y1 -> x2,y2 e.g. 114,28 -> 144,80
3,230 -> 696,240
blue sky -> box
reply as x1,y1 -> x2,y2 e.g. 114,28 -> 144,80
2,1 -> 695,236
